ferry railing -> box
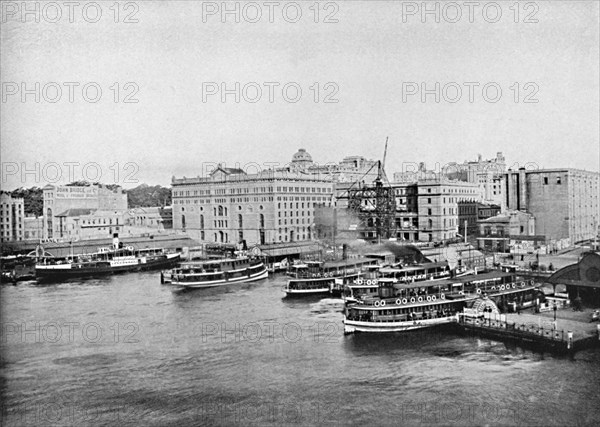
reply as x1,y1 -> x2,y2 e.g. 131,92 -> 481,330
350,280 -> 536,307
346,312 -> 459,323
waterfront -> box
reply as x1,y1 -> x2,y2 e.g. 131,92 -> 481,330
1,273 -> 600,426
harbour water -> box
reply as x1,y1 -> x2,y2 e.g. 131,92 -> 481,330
1,273 -> 599,426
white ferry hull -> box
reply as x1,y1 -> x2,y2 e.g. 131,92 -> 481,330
343,315 -> 457,334
174,267 -> 268,289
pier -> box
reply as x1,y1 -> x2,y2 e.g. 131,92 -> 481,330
456,309 -> 600,354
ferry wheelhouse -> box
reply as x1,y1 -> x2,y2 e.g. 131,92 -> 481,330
282,257 -> 379,296
343,271 -> 538,333
35,246 -> 181,282
162,256 -> 267,288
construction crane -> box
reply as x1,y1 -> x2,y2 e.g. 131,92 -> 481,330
342,137 -> 397,242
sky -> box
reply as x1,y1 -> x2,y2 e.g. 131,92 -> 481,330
1,0 -> 599,190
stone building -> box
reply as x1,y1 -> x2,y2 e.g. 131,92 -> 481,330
324,177 -> 481,243
504,168 -> 599,245
23,216 -> 44,241
43,184 -> 128,239
393,152 -> 506,207
286,148 -> 379,184
458,201 -> 501,240
449,152 -> 506,207
415,178 -> 482,242
171,164 -> 334,246
0,193 -> 24,242
476,210 -> 536,252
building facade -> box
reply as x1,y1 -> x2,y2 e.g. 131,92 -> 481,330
416,178 -> 482,242
449,152 -> 506,207
394,153 -> 506,208
504,168 -> 599,245
23,216 -> 44,241
0,193 -> 24,242
476,210 -> 536,252
323,178 -> 481,243
171,166 -> 334,246
286,148 -> 380,184
458,201 -> 501,240
43,184 -> 128,239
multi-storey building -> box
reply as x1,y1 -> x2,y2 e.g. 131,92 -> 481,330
0,193 -> 24,242
326,178 -> 481,243
394,153 -> 506,208
449,152 -> 506,207
23,216 -> 44,241
476,210 -> 536,252
504,168 -> 599,245
458,201 -> 501,240
287,148 -> 380,184
43,184 -> 127,239
416,178 -> 482,242
171,166 -> 334,246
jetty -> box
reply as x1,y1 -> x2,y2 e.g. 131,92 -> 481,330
456,309 -> 600,354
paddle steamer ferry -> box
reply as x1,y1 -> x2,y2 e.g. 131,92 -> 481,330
343,270 -> 539,333
282,257 -> 379,297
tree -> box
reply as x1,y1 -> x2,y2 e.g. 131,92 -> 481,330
10,187 -> 43,217
126,184 -> 172,208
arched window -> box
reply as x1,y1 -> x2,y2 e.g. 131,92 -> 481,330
218,206 -> 223,216
181,214 -> 186,231
259,214 -> 265,229
238,214 -> 243,228
200,214 -> 204,230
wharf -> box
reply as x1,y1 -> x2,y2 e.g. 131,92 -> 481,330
455,308 -> 600,354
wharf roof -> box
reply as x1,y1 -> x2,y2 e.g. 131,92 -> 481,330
302,257 -> 377,268
55,208 -> 97,217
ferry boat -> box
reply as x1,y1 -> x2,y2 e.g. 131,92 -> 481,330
282,257 -> 379,297
35,241 -> 181,282
343,261 -> 468,304
162,256 -> 268,288
1,255 -> 37,283
343,271 -> 539,333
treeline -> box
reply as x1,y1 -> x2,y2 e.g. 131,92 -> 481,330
126,184 -> 171,208
7,183 -> 171,216
8,187 -> 43,217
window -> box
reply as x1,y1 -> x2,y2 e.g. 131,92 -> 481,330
543,177 -> 548,185
556,177 -> 561,185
